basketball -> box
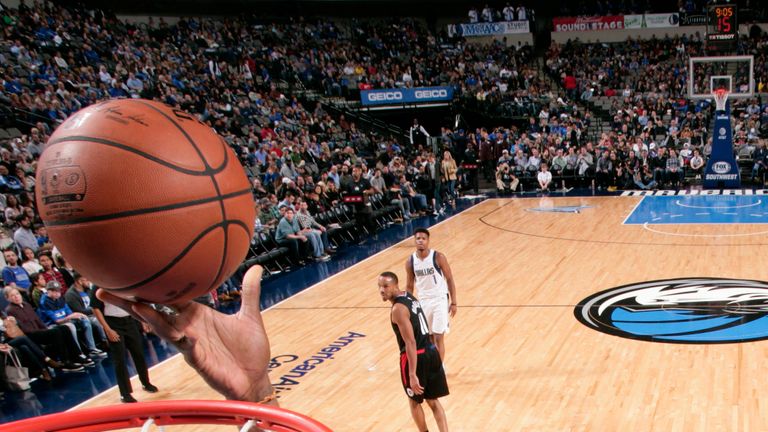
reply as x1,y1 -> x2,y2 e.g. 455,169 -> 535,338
35,99 -> 255,304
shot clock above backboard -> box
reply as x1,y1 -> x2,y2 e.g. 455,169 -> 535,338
707,4 -> 738,51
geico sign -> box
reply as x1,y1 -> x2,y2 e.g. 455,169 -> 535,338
367,92 -> 403,102
414,89 -> 448,99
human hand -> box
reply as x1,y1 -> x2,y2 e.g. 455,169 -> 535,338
409,374 -> 424,395
105,328 -> 120,343
96,265 -> 275,404
0,344 -> 10,353
449,303 -> 457,318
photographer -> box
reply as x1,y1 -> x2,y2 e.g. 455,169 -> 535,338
496,163 -> 519,195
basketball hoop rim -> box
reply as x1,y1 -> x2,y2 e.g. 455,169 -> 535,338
712,88 -> 730,111
1,400 -> 333,432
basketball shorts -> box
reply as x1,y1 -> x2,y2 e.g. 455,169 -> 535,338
399,346 -> 449,403
420,295 -> 450,335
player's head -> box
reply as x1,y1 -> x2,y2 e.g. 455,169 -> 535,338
414,228 -> 430,250
378,271 -> 400,302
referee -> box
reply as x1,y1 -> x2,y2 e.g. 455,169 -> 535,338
91,290 -> 158,403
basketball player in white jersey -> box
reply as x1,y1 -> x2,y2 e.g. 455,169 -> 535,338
405,228 -> 457,362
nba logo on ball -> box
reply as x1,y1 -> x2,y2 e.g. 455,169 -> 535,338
36,99 -> 255,304
713,161 -> 731,174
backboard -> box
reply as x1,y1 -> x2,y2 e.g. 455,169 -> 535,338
688,55 -> 754,100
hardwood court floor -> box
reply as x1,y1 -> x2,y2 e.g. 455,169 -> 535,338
75,196 -> 768,432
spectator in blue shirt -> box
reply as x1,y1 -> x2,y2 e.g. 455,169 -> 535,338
2,249 -> 32,291
38,281 -> 106,359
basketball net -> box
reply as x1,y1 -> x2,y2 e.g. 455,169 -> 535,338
713,88 -> 729,112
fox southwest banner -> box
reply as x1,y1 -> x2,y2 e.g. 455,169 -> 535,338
360,87 -> 454,106
552,15 -> 624,32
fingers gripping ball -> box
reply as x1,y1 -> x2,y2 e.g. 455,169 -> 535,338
36,99 -> 254,304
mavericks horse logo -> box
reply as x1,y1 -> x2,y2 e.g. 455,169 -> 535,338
574,278 -> 768,344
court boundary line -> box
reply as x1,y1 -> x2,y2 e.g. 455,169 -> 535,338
69,198 -> 488,411
621,194 -> 647,225
674,199 -> 762,209
479,196 -> 768,246
623,195 -> 768,225
641,222 -> 768,237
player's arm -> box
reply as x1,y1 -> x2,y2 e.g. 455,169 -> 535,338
90,292 -> 120,343
392,304 -> 424,395
437,252 -> 458,317
405,257 -> 415,295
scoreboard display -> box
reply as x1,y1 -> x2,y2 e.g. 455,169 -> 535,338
707,4 -> 738,49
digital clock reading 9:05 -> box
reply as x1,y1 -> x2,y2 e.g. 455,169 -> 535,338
708,5 -> 737,42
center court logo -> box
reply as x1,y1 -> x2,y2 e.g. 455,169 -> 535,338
574,278 -> 768,344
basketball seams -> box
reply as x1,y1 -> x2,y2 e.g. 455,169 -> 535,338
41,100 -> 255,303
47,136 -> 228,176
107,219 -> 251,293
43,187 -> 253,227
135,100 -> 233,296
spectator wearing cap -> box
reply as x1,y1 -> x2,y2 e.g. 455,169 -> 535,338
13,214 -> 38,254
498,149 -> 514,166
65,272 -> 107,346
37,279 -> 106,359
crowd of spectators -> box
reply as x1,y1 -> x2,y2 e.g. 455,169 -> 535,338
466,4 -> 533,23
1,0 -> 768,399
0,0 -> 486,396
556,0 -> 706,17
252,16 -> 541,106
545,32 -> 768,190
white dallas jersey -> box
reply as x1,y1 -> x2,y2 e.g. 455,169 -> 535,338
411,249 -> 448,299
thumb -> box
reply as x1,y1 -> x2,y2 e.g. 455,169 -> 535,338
238,264 -> 264,320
